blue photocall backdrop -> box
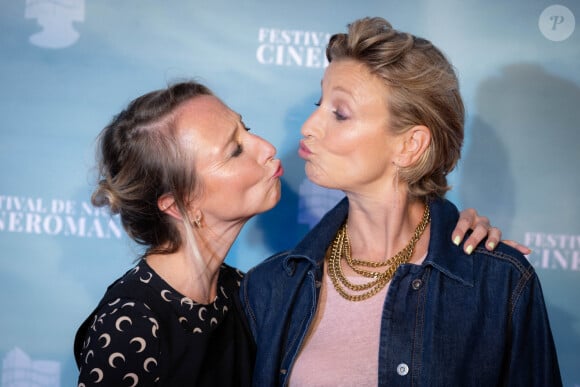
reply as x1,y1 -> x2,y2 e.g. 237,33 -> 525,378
1,1 -> 578,385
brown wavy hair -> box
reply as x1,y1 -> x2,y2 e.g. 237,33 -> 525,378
91,81 -> 212,258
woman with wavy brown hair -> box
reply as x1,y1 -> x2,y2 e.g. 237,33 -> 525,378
73,81 -> 283,386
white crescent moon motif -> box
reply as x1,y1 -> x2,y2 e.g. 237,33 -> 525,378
88,316 -> 97,331
98,333 -> 111,348
210,317 -> 218,326
149,317 -> 159,338
144,357 -> 158,372
123,373 -> 139,387
108,298 -> 121,306
130,337 -> 146,353
223,305 -> 228,313
140,272 -> 153,283
179,317 -> 188,324
161,289 -> 172,302
115,316 -> 132,332
122,301 -> 135,308
220,286 -> 229,299
84,350 -> 94,364
181,297 -> 194,309
90,368 -> 104,383
193,327 -> 203,333
198,307 -> 207,321
109,352 -> 126,368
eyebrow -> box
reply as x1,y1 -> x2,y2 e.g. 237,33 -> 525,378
332,85 -> 355,97
321,78 -> 355,100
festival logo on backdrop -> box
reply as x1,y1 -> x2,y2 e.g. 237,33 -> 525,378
0,195 -> 121,239
524,232 -> 580,271
25,0 -> 85,49
256,27 -> 331,68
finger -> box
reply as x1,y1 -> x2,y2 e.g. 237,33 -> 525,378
452,208 -> 477,246
503,240 -> 532,255
462,220 -> 499,254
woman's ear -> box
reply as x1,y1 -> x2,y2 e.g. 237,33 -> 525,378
158,194 -> 182,220
398,125 -> 431,167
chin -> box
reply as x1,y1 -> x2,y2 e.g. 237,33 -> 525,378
262,187 -> 282,212
305,175 -> 335,191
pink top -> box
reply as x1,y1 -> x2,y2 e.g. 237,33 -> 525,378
289,255 -> 427,386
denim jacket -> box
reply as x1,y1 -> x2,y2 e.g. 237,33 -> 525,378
241,197 -> 562,386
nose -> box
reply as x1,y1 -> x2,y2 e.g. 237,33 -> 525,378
301,107 -> 321,138
253,134 -> 276,163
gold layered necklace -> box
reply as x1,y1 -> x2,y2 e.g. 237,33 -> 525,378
327,203 -> 431,302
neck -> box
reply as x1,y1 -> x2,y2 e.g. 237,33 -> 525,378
146,221 -> 243,304
344,193 -> 430,264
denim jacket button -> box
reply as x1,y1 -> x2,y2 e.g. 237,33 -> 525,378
411,279 -> 423,290
397,363 -> 409,376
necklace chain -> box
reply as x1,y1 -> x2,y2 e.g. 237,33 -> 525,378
327,203 -> 431,302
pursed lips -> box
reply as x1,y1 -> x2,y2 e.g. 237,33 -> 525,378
298,140 -> 312,158
271,160 -> 284,178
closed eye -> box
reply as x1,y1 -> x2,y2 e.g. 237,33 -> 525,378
333,110 -> 347,121
231,143 -> 243,157
314,99 -> 347,121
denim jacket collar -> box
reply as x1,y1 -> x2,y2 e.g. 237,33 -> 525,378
283,197 -> 474,287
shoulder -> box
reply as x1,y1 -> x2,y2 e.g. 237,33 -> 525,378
473,241 -> 536,279
244,250 -> 293,284
428,198 -> 537,286
81,298 -> 160,342
241,250 -> 295,309
220,263 -> 245,282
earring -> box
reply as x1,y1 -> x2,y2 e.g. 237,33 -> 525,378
193,215 -> 202,228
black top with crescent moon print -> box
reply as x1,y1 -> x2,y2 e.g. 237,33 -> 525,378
74,260 -> 255,386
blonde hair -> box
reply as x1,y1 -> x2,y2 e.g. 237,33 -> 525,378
327,17 -> 464,199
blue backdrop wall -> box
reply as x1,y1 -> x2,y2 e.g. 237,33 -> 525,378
1,1 -> 578,385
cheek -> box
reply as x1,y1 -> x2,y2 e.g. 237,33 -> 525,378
221,163 -> 264,200
323,130 -> 357,156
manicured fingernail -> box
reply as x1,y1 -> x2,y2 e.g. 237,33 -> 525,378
466,245 -> 474,255
487,242 -> 495,250
453,236 -> 461,246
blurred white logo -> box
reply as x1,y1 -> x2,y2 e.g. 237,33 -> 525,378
2,347 -> 60,387
539,5 -> 575,42
257,27 -> 330,68
25,0 -> 85,49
